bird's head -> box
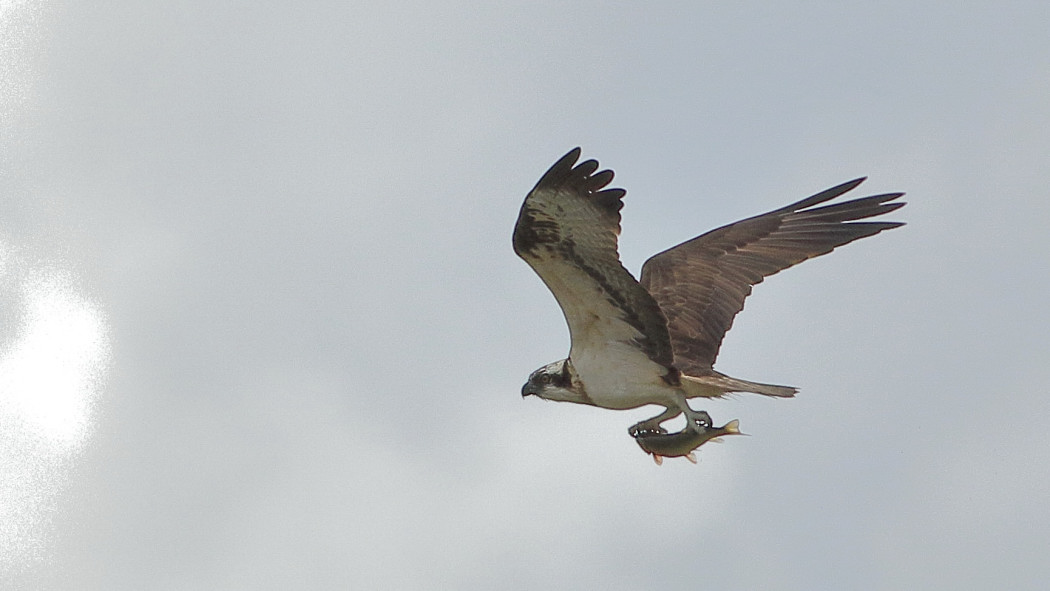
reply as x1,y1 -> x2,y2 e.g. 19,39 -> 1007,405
521,359 -> 585,403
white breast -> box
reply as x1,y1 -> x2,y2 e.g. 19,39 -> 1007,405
571,340 -> 680,410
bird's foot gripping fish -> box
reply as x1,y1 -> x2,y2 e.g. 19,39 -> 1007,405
632,416 -> 744,465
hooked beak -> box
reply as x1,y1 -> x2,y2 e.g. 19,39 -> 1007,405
521,382 -> 538,397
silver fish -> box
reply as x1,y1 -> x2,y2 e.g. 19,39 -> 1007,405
633,418 -> 743,465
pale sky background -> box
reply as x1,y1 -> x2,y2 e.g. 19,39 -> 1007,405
2,1 -> 1049,589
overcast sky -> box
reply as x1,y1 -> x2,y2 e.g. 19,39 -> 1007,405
2,1 -> 1049,589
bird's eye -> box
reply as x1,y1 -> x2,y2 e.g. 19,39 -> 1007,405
536,373 -> 550,385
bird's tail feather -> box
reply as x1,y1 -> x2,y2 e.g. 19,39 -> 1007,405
682,374 -> 798,398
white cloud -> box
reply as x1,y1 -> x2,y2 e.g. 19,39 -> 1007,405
1,267 -> 110,448
0,251 -> 110,577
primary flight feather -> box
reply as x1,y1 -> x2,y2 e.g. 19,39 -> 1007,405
514,148 -> 904,463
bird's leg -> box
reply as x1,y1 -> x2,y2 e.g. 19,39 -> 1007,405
628,407 -> 681,437
683,407 -> 713,430
669,396 -> 713,430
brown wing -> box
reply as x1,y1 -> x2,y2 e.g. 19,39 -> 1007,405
639,178 -> 905,375
514,148 -> 675,371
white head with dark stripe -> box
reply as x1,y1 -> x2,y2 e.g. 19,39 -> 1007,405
521,359 -> 585,403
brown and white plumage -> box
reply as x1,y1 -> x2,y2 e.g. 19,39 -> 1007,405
639,177 -> 904,376
515,147 -> 904,442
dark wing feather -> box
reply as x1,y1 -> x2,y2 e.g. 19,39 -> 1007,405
639,178 -> 905,374
514,148 -> 675,370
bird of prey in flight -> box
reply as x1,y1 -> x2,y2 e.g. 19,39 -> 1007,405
514,148 -> 904,464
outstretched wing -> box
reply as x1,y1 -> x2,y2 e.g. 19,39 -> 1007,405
639,178 -> 905,375
514,148 -> 675,371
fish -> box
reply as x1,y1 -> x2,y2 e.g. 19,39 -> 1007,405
633,418 -> 744,465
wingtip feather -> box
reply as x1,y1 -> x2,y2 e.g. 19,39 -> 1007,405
777,177 -> 868,213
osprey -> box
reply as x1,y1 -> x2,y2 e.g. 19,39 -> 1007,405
514,148 -> 904,460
